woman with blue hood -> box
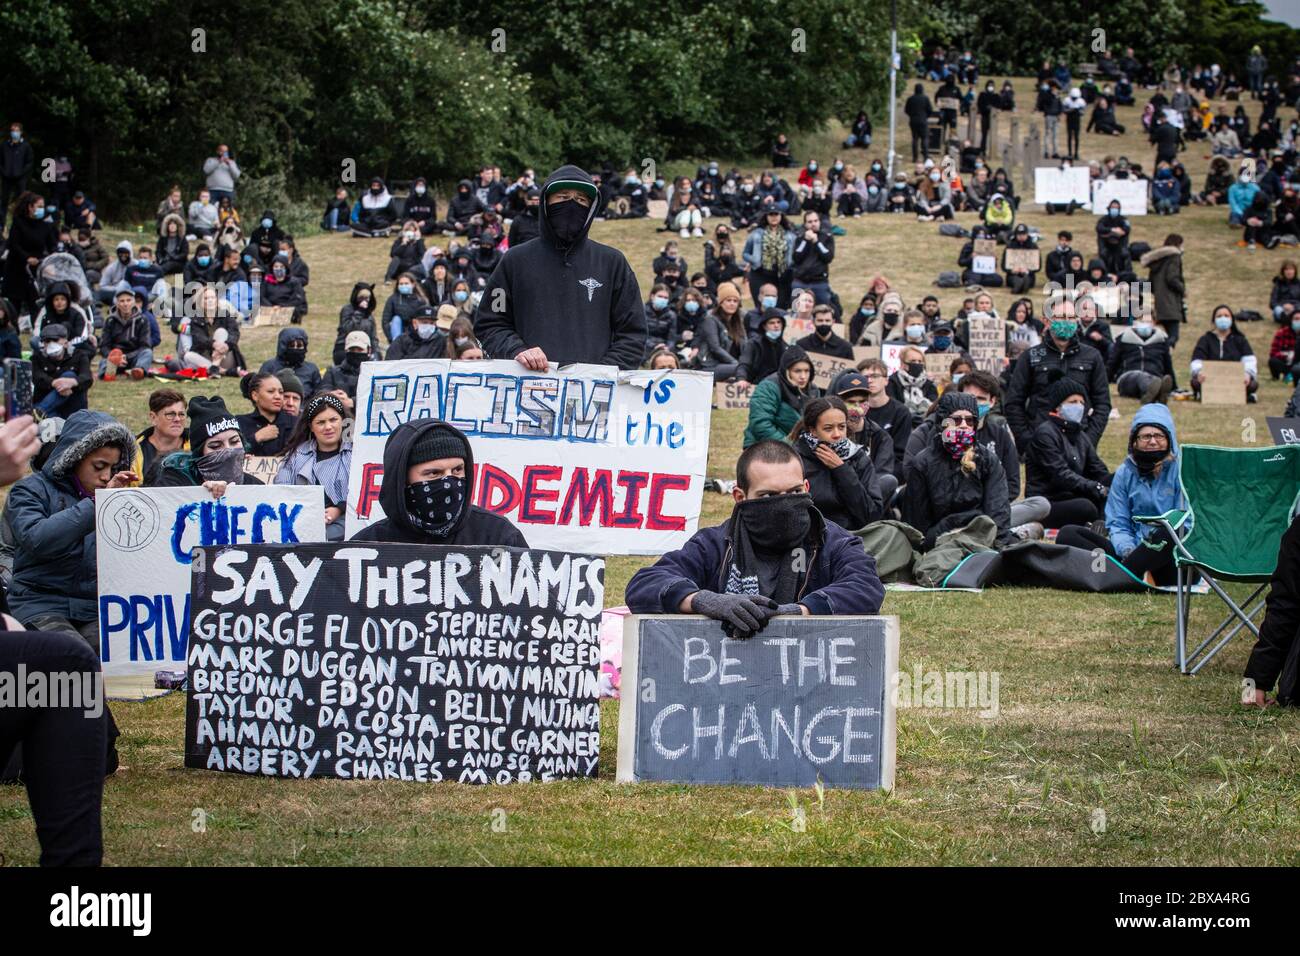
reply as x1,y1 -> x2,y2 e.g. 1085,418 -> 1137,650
7,410 -> 138,643
1057,403 -> 1185,584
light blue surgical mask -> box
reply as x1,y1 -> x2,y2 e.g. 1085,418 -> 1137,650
906,323 -> 925,340
454,290 -> 468,302
765,329 -> 782,341
684,301 -> 699,314
651,296 -> 668,310
860,307 -> 875,317
415,323 -> 437,340
9,130 -> 19,141
197,256 -> 210,267
398,283 -> 413,295
977,401 -> 991,420
1214,315 -> 1232,331
261,218 -> 273,229
951,372 -> 964,386
34,206 -> 45,219
761,295 -> 777,309
1292,319 -> 1300,334
1135,323 -> 1155,338
1058,402 -> 1086,424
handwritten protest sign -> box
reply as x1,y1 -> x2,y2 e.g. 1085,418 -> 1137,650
880,341 -> 922,375
95,486 -> 326,677
924,353 -> 954,379
809,352 -> 856,389
1004,248 -> 1041,272
253,305 -> 294,327
1092,178 -> 1148,216
1268,417 -> 1300,445
853,346 -> 880,364
1034,166 -> 1091,206
345,360 -> 712,555
1199,361 -> 1247,405
616,615 -> 898,789
184,543 -> 604,783
243,455 -> 286,481
714,380 -> 750,410
966,314 -> 1006,375
936,97 -> 961,112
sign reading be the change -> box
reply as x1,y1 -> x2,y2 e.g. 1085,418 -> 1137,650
617,615 -> 898,789
184,543 -> 605,783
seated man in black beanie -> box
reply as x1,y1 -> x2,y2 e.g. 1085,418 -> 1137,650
625,439 -> 884,638
350,420 -> 527,547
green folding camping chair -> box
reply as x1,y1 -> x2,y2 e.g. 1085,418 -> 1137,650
1136,444 -> 1300,675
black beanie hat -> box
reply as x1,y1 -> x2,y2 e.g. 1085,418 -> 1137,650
277,369 -> 304,397
1046,376 -> 1087,411
410,427 -> 469,468
188,395 -> 241,444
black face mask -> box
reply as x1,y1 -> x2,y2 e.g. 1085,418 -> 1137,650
1132,446 -> 1169,475
547,199 -> 589,246
404,475 -> 467,537
815,324 -> 834,338
735,493 -> 814,554
344,352 -> 365,369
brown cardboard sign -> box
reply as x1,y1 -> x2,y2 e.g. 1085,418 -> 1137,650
1199,361 -> 1247,405
714,380 -> 751,410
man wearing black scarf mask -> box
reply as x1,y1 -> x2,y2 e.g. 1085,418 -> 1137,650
474,164 -> 647,370
350,420 -> 527,547
626,439 -> 884,638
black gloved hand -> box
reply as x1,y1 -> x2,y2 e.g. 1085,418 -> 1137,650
691,590 -> 779,638
774,603 -> 804,616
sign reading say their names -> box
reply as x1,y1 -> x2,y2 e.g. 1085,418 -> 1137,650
345,360 -> 713,555
184,543 -> 605,783
616,615 -> 898,789
96,486 -> 326,677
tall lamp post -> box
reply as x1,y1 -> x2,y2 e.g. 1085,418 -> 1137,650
887,0 -> 900,181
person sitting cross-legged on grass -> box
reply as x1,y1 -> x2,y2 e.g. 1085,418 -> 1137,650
625,439 -> 884,638
1057,403 -> 1184,585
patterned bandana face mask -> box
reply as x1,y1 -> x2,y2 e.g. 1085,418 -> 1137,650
941,426 -> 976,459
404,475 -> 467,536
800,431 -> 854,460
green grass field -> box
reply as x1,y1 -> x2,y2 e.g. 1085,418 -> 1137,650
2,77 -> 1299,866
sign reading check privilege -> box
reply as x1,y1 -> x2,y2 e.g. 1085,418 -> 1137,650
617,615 -> 898,789
96,486 -> 326,677
184,543 -> 604,783
345,360 -> 713,555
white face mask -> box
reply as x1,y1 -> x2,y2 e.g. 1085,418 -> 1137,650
415,185 -> 426,195
403,231 -> 416,241
415,323 -> 438,340
44,342 -> 64,357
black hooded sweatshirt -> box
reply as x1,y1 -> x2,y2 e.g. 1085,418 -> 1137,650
474,164 -> 647,369
334,281 -> 378,364
350,420 -> 528,547
448,179 -> 485,223
258,327 -> 322,397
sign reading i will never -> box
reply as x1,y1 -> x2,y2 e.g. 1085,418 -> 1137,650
184,543 -> 604,784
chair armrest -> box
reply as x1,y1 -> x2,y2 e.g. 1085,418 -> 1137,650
1134,509 -> 1187,530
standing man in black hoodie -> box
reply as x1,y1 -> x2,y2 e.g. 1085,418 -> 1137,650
350,420 -> 527,547
905,84 -> 933,162
474,165 -> 646,371
508,186 -> 542,246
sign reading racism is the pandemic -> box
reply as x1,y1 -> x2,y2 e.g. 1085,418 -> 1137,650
345,360 -> 713,555
183,543 -> 604,784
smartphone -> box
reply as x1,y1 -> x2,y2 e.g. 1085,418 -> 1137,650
4,358 -> 33,421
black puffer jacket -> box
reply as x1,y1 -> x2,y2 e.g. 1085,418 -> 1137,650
333,281 -> 378,364
350,419 -> 528,547
1003,335 -> 1111,450
795,436 -> 883,531
905,412 -> 1021,499
258,327 -> 322,397
902,392 -> 1012,549
1023,416 -> 1111,503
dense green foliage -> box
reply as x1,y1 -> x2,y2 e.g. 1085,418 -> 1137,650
0,0 -> 895,214
917,0 -> 1298,76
